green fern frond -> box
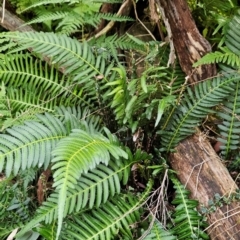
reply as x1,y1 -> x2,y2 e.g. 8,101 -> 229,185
0,113 -> 68,176
171,178 -> 209,240
0,32 -> 115,108
61,195 -> 139,240
25,11 -> 69,26
17,149 -> 150,238
51,129 -> 127,237
193,47 -> 240,68
144,220 -> 176,240
0,54 -> 84,104
4,87 -> 57,113
36,223 -> 57,240
54,105 -> 102,133
58,13 -> 133,35
217,79 -> 240,157
19,0 -> 79,13
225,9 -> 240,56
160,73 -> 240,151
0,32 -> 110,82
59,180 -> 153,240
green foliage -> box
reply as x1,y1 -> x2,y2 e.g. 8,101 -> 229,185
171,178 -> 209,240
188,0 -> 237,43
225,9 -> 240,55
2,1 -> 240,239
160,73 -> 240,151
193,46 -> 240,68
144,220 -> 176,240
13,0 -> 132,35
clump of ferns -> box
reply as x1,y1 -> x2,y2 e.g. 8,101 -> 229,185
191,9 -> 240,160
13,0 -> 133,36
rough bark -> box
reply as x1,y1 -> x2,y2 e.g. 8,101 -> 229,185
169,133 -> 240,239
158,0 -> 240,239
157,0 -> 216,84
0,7 -> 34,32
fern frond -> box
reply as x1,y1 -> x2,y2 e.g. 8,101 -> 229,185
225,9 -> 240,56
160,73 -> 240,151
217,79 -> 240,157
19,0 -> 79,13
0,32 -> 115,107
171,178 -> 209,239
25,11 -> 69,25
51,129 -> 127,237
0,54 -> 85,105
193,46 -> 240,68
0,32 -> 110,82
17,149 -> 149,238
57,12 -> 133,35
59,180 -> 153,240
144,220 -> 176,240
0,113 -> 68,176
61,195 -> 139,240
54,105 -> 102,133
36,223 -> 57,240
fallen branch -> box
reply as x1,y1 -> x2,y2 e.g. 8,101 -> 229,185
0,6 -> 34,32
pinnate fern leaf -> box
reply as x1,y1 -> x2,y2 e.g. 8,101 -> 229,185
59,180 -> 153,240
51,129 -> 127,238
171,179 -> 209,239
0,113 -> 67,177
160,73 -> 240,151
193,47 -> 240,68
225,9 -> 240,56
217,79 -> 240,157
0,32 -> 112,105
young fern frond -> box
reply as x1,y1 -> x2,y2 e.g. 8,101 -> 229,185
160,73 -> 240,151
171,178 -> 209,240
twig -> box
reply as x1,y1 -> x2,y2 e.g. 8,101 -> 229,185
88,0 -> 133,40
1,0 -> 5,23
131,0 -> 156,41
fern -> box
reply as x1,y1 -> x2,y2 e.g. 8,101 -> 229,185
0,32 -> 116,109
17,149 -> 149,238
193,46 -> 240,68
160,73 -> 240,151
0,113 -> 67,176
58,180 -> 153,240
144,220 -> 176,240
225,9 -> 240,56
171,178 -> 209,239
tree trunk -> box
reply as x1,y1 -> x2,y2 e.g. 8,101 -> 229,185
158,0 -> 240,239
157,0 -> 216,84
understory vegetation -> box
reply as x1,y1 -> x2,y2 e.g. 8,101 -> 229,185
0,0 -> 240,239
